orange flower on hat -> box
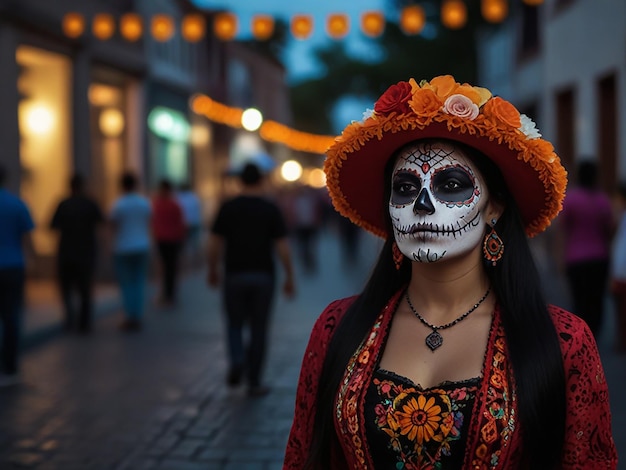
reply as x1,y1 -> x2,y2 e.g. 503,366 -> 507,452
482,96 -> 521,129
453,84 -> 484,106
409,88 -> 443,117
374,81 -> 413,116
426,74 -> 459,100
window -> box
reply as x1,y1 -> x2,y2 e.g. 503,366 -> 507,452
597,73 -> 617,192
519,4 -> 540,59
555,87 -> 575,172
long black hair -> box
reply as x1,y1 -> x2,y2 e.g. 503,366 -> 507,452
304,139 -> 566,469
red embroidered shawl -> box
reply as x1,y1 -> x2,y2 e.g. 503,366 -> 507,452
283,290 -> 617,469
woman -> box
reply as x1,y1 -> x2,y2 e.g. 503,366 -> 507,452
283,76 -> 617,469
558,160 -> 614,338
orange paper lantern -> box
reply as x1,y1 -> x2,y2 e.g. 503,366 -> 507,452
400,5 -> 426,35
327,13 -> 349,39
291,15 -> 313,40
251,15 -> 275,40
92,13 -> 115,40
120,13 -> 143,42
361,11 -> 385,38
482,0 -> 508,23
62,12 -> 85,39
152,14 -> 175,42
214,12 -> 238,41
441,0 -> 467,29
182,14 -> 205,42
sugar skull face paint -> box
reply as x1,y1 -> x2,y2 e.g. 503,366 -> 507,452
389,141 -> 488,263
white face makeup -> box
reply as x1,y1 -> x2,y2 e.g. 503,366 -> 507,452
389,141 -> 489,263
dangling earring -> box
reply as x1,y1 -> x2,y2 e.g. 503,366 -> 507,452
392,241 -> 404,270
483,218 -> 504,266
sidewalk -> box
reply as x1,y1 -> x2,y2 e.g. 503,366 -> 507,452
9,230 -> 624,469
1,229 -> 379,469
23,279 -> 120,348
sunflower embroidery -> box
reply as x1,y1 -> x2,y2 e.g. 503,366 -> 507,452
396,395 -> 443,444
372,373 -> 478,467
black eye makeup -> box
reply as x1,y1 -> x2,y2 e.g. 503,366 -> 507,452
390,165 -> 476,206
432,167 -> 475,203
390,171 -> 421,205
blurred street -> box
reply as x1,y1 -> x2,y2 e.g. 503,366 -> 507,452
0,229 -> 624,469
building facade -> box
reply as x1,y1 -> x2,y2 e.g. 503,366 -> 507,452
477,0 -> 626,192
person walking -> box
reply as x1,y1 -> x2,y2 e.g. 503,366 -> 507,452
110,172 -> 152,332
207,162 -> 295,397
176,183 -> 204,270
0,164 -> 35,386
50,174 -> 104,333
289,184 -> 322,275
284,75 -> 616,468
557,160 -> 614,338
609,181 -> 626,353
151,179 -> 186,307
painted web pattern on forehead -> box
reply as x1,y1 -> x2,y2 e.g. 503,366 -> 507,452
399,141 -> 455,171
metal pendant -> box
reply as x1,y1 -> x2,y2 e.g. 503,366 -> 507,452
425,330 -> 443,351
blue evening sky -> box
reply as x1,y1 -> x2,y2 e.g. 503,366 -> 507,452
191,0 -> 393,131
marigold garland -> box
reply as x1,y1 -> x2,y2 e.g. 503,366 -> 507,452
324,75 -> 568,239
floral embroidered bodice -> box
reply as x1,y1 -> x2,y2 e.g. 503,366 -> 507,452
283,294 -> 618,469
365,369 -> 479,469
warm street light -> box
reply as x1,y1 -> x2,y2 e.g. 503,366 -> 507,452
482,0 -> 508,23
291,15 -> 313,40
361,11 -> 385,38
281,160 -> 303,182
214,12 -> 238,41
441,0 -> 467,29
62,12 -> 85,38
99,108 -> 125,137
182,14 -> 205,42
93,13 -> 115,40
25,105 -> 54,136
327,14 -> 349,39
152,14 -> 175,42
251,15 -> 274,40
120,13 -> 143,42
400,6 -> 426,35
241,108 -> 263,132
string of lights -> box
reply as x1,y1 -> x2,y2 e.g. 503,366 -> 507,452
190,94 -> 336,155
62,0 -> 544,42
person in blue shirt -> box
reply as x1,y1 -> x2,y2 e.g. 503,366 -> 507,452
0,164 -> 35,386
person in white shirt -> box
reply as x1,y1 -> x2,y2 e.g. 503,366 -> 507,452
110,172 -> 152,332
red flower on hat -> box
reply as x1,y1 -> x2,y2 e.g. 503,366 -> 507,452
374,81 -> 413,116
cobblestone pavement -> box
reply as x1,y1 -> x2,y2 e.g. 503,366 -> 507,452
0,231 -> 624,469
0,231 -> 380,470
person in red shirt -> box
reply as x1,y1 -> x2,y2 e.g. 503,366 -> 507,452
151,179 -> 186,306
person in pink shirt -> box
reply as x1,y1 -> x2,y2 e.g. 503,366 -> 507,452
558,160 -> 615,337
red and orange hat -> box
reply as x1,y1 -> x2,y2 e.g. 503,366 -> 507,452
324,75 -> 568,239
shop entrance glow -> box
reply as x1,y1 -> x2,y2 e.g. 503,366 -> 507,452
148,107 -> 190,142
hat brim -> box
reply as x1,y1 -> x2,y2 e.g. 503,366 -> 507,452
324,113 -> 567,239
